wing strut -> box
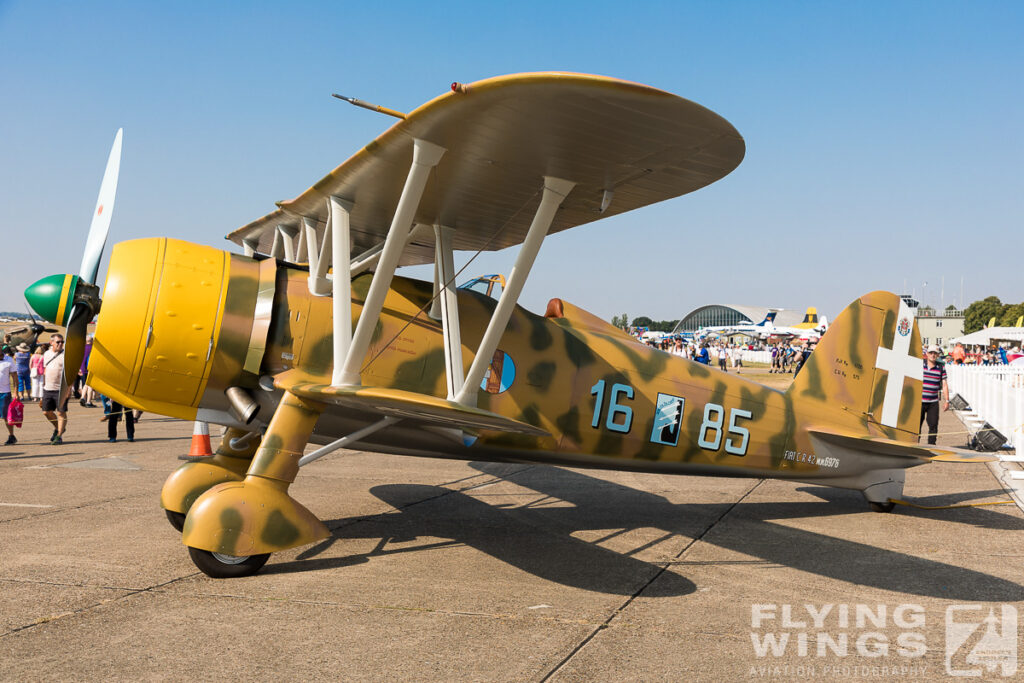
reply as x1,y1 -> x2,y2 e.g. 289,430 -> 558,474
336,138 -> 446,386
297,416 -> 399,467
305,216 -> 331,295
454,176 -> 574,406
330,196 -> 354,385
434,225 -> 464,399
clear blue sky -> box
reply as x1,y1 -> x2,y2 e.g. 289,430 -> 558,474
2,1 -> 1021,322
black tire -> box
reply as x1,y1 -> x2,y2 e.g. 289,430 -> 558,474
165,509 -> 186,532
188,546 -> 270,578
869,501 -> 895,513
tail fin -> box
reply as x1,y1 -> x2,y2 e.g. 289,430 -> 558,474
801,307 -> 818,325
788,292 -> 922,437
759,311 -> 777,326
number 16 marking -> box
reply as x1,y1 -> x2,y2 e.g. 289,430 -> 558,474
590,380 -> 634,433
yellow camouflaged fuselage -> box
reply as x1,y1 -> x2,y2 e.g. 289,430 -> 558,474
122,245 -> 930,560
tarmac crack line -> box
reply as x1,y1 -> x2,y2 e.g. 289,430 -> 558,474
0,493 -> 144,526
538,478 -> 765,683
0,573 -> 200,638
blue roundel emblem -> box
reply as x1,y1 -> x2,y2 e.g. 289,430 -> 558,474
897,317 -> 911,337
480,349 -> 516,394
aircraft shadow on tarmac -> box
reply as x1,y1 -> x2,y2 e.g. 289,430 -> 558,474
272,463 -> 1024,602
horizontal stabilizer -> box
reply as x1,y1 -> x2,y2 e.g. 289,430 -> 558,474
274,370 -> 549,437
808,428 -> 997,463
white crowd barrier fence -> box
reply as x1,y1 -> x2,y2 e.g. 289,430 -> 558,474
741,350 -> 772,365
945,365 -> 1024,454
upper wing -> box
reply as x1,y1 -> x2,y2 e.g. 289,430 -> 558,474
228,72 -> 744,265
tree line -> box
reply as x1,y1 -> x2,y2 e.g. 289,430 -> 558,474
962,297 -> 1024,334
610,314 -> 679,332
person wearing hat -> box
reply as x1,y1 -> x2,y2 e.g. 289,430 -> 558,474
13,342 -> 32,402
0,348 -> 17,445
921,344 -> 949,445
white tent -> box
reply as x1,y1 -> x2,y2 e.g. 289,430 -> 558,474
948,327 -> 1024,347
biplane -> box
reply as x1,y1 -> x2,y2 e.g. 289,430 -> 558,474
25,73 -> 995,578
4,314 -> 59,352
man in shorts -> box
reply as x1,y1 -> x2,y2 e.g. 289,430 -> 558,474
0,351 -> 18,445
41,334 -> 68,445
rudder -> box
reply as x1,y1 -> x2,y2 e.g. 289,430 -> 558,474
787,292 -> 922,437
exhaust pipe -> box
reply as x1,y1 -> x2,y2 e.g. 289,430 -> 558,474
225,386 -> 260,425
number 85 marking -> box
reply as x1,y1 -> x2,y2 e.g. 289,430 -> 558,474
697,403 -> 752,456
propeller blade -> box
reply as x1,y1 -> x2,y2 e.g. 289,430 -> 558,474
62,303 -> 91,392
9,326 -> 28,336
79,128 -> 122,285
24,301 -> 39,324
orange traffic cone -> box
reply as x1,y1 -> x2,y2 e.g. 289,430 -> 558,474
179,421 -> 213,461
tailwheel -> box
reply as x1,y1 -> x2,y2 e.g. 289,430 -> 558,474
188,546 -> 270,578
165,509 -> 186,532
869,501 -> 895,513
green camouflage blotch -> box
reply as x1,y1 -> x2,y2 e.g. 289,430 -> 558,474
518,403 -> 542,428
555,406 -> 581,445
878,424 -> 900,440
870,372 -> 888,419
619,343 -> 669,378
416,348 -> 447,393
594,429 -> 624,456
219,507 -> 245,550
527,315 -> 554,351
847,303 -> 864,372
767,391 -> 795,469
798,356 -> 827,401
183,483 -> 215,511
351,273 -> 372,301
369,318 -> 384,345
562,331 -> 596,368
688,361 -> 711,380
260,433 -> 284,456
881,307 -> 897,351
738,386 -> 768,420
632,419 -> 662,461
392,355 -> 426,389
899,383 -> 915,425
526,361 -> 556,390
261,508 -> 300,548
302,335 -> 333,376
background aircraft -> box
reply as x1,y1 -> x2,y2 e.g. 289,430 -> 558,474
766,308 -> 830,341
3,312 -> 59,352
696,312 -> 778,340
25,73 -> 993,579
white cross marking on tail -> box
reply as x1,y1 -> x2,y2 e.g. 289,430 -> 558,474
874,299 -> 923,427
